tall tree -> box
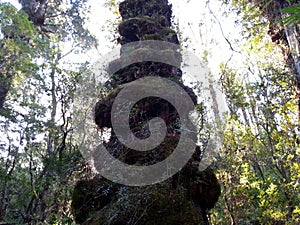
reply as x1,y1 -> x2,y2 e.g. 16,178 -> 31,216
71,0 -> 221,224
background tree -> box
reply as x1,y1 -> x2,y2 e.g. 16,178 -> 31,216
208,0 -> 300,224
0,0 -> 97,223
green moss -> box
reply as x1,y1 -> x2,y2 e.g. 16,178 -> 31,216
118,17 -> 178,44
85,184 -> 205,225
118,17 -> 158,38
94,85 -> 124,129
119,0 -> 172,24
71,178 -> 114,224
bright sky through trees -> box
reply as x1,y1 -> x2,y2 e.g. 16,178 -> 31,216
1,0 -> 243,74
84,0 -> 240,72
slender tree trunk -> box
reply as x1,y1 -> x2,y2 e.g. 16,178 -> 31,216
0,75 -> 12,110
280,9 -> 300,131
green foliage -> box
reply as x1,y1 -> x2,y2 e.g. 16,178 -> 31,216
211,61 -> 299,223
209,1 -> 300,224
0,2 -> 40,109
280,4 -> 300,26
0,0 -> 96,224
0,3 -> 34,38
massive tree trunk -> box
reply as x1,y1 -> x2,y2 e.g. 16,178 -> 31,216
71,0 -> 221,224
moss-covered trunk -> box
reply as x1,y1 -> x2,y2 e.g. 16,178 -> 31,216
71,1 -> 221,224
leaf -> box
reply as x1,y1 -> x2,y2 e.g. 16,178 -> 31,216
281,7 -> 299,13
